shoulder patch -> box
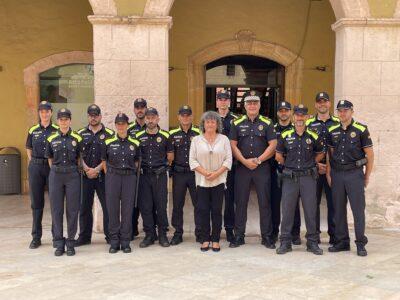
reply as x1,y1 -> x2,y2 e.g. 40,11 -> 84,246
70,131 -> 83,142
281,128 -> 295,139
105,127 -> 114,135
233,115 -> 246,126
136,130 -> 145,138
159,129 -> 170,139
328,124 -> 340,133
353,121 -> 366,133
169,127 -> 181,135
306,128 -> 319,140
47,132 -> 59,142
28,124 -> 40,134
259,115 -> 272,125
128,136 -> 140,147
105,135 -> 118,146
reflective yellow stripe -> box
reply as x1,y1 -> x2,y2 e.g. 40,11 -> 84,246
77,128 -> 86,134
328,124 -> 340,133
306,128 -> 319,140
159,130 -> 170,139
128,122 -> 136,129
128,136 -> 140,147
281,128 -> 294,138
47,132 -> 59,142
136,130 -> 145,138
305,117 -> 316,126
191,126 -> 201,134
70,131 -> 82,142
105,135 -> 118,145
105,127 -> 114,135
233,115 -> 246,126
51,124 -> 59,130
28,124 -> 40,134
230,113 -> 240,119
353,121 -> 366,132
169,127 -> 181,135
259,115 -> 272,125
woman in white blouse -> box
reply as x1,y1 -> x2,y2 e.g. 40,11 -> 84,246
189,111 -> 232,252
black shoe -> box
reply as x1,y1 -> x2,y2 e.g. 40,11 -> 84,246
109,246 -> 120,254
226,229 -> 235,243
75,238 -> 91,247
159,234 -> 170,247
200,243 -> 210,252
328,243 -> 350,252
261,237 -> 276,249
212,244 -> 221,252
276,243 -> 292,255
229,236 -> 245,248
54,247 -> 65,256
122,246 -> 132,253
356,244 -> 368,257
29,239 -> 41,249
139,235 -> 155,248
292,236 -> 302,246
196,236 -> 202,243
307,243 -> 323,255
66,247 -> 75,256
170,234 -> 183,246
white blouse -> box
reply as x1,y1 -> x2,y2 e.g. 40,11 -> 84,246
189,133 -> 232,188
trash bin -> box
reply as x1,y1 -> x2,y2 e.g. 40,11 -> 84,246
0,147 -> 21,195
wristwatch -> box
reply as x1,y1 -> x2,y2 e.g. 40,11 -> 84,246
255,157 -> 262,165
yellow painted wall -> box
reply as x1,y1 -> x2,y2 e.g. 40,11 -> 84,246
169,0 -> 336,127
0,0 -> 93,186
368,0 -> 398,17
115,0 -> 146,16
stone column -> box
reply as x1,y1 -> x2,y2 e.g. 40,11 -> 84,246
333,19 -> 400,228
88,15 -> 172,232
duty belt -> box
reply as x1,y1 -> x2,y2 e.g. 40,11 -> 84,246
142,166 -> 169,175
107,167 -> 136,175
51,165 -> 78,173
173,165 -> 192,173
282,167 -> 317,178
30,158 -> 49,165
331,158 -> 367,171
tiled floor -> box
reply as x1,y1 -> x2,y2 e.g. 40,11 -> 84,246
0,194 -> 399,299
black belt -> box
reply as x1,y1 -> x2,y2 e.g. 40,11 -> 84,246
142,166 -> 168,175
282,168 -> 316,178
30,158 -> 48,165
331,162 -> 361,171
51,165 -> 78,173
173,165 -> 192,173
107,167 -> 136,175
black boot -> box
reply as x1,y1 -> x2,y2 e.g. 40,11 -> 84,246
229,235 -> 245,248
356,244 -> 367,257
109,245 -> 120,253
121,245 -> 132,253
226,229 -> 235,243
292,235 -> 302,245
307,242 -> 323,255
159,234 -> 170,247
276,243 -> 292,255
261,236 -> 276,249
54,247 -> 65,256
139,235 -> 155,248
66,246 -> 75,256
170,234 -> 183,246
29,239 -> 41,249
328,242 -> 350,252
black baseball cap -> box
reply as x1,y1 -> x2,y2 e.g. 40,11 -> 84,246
87,104 -> 101,116
114,113 -> 129,124
134,98 -> 147,108
277,101 -> 292,110
38,101 -> 52,111
336,100 -> 353,110
316,92 -> 330,102
216,91 -> 231,100
145,107 -> 158,116
293,104 -> 308,115
57,108 -> 71,119
178,105 -> 192,115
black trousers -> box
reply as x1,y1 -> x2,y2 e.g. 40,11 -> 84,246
316,174 -> 335,237
234,163 -> 273,238
171,172 -> 200,237
196,184 -> 225,243
79,174 -> 109,241
224,165 -> 235,231
139,172 -> 169,237
331,168 -> 368,246
105,172 -> 136,248
280,175 -> 319,244
270,167 -> 301,238
48,169 -> 80,248
28,162 -> 50,240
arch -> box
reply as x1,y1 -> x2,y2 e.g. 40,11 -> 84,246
187,33 -> 304,122
88,0 -> 117,15
23,51 -> 93,128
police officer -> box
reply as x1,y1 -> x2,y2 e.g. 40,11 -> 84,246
270,101 -> 302,245
216,90 -> 239,242
101,113 -> 141,254
26,101 -> 58,249
229,91 -> 277,249
136,107 -> 171,248
275,105 -> 325,255
306,92 -> 340,244
168,105 -> 201,245
45,108 -> 82,256
327,100 -> 374,257
75,104 -> 114,246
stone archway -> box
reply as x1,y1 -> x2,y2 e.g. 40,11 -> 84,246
187,31 -> 304,122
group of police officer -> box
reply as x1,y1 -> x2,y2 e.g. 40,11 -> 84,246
26,90 -> 373,257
